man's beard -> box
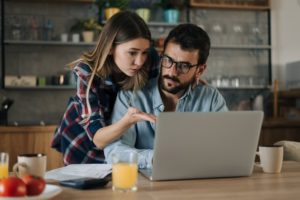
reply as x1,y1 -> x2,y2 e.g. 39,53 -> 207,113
160,75 -> 195,95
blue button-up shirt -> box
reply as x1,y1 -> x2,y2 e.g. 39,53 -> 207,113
104,77 -> 228,168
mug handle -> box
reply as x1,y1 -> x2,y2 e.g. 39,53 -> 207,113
13,162 -> 29,177
254,152 -> 262,168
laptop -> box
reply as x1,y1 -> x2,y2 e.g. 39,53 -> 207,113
139,111 -> 264,181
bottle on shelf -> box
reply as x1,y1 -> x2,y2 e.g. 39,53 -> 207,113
43,19 -> 54,41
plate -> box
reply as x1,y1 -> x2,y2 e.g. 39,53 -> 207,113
0,184 -> 62,200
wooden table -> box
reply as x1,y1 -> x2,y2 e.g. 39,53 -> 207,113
51,161 -> 300,200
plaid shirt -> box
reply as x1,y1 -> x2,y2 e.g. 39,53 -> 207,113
52,51 -> 159,165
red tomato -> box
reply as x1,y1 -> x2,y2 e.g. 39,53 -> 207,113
21,175 -> 46,196
0,176 -> 27,197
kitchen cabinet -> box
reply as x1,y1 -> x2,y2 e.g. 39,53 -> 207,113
260,119 -> 300,145
0,125 -> 63,171
275,90 -> 300,120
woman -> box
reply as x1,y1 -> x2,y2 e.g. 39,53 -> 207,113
52,11 -> 158,165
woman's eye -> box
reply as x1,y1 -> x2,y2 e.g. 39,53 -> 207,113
129,51 -> 138,56
142,51 -> 149,55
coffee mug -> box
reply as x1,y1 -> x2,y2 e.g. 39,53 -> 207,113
13,153 -> 47,178
255,145 -> 284,173
60,33 -> 68,42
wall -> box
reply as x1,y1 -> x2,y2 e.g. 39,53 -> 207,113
0,1 -> 97,125
271,0 -> 300,89
0,1 -> 289,124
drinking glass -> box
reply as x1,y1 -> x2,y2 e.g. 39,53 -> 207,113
0,152 -> 9,179
112,151 -> 138,192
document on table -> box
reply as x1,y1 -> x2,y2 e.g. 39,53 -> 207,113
45,164 -> 112,181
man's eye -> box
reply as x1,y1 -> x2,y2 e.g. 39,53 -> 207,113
179,63 -> 190,69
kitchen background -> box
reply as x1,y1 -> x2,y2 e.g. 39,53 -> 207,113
0,0 -> 300,125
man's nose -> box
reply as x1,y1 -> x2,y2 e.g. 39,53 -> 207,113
167,63 -> 179,76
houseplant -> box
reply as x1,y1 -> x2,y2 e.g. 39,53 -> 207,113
157,0 -> 186,23
82,18 -> 102,42
129,0 -> 159,22
96,0 -> 129,20
70,18 -> 102,43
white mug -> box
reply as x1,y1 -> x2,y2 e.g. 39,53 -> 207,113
60,33 -> 68,42
72,33 -> 80,43
13,153 -> 47,178
255,145 -> 284,173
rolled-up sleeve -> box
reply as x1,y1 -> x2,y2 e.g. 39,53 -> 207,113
104,91 -> 154,169
211,89 -> 228,112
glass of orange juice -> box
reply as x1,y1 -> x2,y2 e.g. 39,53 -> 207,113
0,152 -> 9,179
112,151 -> 138,192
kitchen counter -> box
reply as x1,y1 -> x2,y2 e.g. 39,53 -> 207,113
0,125 -> 57,132
0,125 -> 63,170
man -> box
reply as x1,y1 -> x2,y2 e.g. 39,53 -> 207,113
104,24 -> 228,169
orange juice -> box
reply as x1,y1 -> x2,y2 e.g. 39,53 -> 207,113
0,163 -> 9,179
112,163 -> 138,191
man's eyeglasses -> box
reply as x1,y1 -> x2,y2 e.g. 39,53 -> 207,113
160,55 -> 199,74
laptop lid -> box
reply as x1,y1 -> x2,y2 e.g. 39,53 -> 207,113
143,111 -> 264,181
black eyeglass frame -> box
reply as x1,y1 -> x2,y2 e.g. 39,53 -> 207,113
160,55 -> 199,74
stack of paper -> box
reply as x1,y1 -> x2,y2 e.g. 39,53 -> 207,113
45,164 -> 112,181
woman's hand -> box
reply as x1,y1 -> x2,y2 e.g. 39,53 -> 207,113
93,107 -> 156,149
126,107 -> 156,124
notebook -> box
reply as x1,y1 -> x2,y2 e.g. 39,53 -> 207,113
139,111 -> 264,181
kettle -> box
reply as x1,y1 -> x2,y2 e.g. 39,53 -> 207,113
0,98 -> 14,125
252,95 -> 264,111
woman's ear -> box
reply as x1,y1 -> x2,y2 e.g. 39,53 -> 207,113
109,48 -> 113,55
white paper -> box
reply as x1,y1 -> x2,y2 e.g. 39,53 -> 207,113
45,164 -> 112,181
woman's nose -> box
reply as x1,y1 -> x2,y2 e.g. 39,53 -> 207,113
135,54 -> 146,66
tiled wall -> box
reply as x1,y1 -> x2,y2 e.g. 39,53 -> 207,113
1,1 -> 98,125
0,2 -> 271,125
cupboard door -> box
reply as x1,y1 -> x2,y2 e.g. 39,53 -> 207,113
0,126 -> 63,171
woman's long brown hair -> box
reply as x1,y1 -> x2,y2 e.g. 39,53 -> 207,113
69,11 -> 152,119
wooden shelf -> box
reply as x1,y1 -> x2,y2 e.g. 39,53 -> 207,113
5,86 -> 76,90
6,0 -> 93,3
279,90 -> 300,98
263,118 -> 300,128
4,40 -> 96,46
190,0 -> 270,10
155,45 -> 271,52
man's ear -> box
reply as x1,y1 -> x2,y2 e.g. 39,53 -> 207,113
194,64 -> 208,87
196,64 -> 207,76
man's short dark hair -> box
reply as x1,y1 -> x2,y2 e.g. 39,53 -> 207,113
163,24 -> 211,65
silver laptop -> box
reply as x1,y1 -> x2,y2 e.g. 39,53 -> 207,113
140,111 -> 264,181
